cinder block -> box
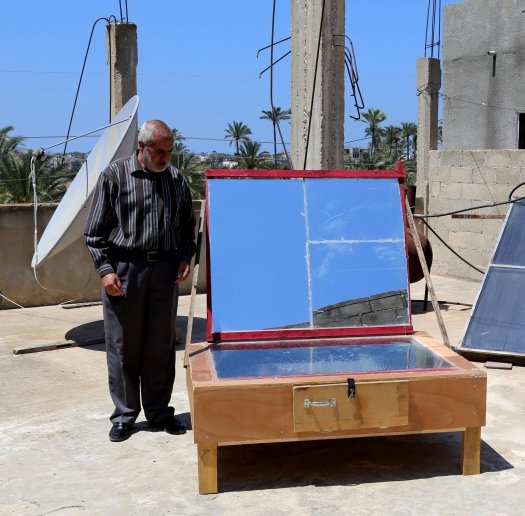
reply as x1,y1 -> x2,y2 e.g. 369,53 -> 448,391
462,150 -> 485,167
496,166 -> 520,186
441,182 -> 463,200
485,150 -> 511,168
440,150 -> 464,167
451,165 -> 473,184
507,150 -> 525,168
472,166 -> 498,185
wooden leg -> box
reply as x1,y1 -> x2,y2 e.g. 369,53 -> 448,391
462,427 -> 481,475
198,443 -> 218,494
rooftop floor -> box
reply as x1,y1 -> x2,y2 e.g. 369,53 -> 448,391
1,276 -> 524,514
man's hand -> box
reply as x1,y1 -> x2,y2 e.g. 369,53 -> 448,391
102,273 -> 124,296
175,259 -> 191,284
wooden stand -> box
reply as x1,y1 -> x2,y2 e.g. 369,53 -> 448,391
186,332 -> 486,494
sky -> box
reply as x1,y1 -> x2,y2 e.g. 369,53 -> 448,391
1,0 -> 457,156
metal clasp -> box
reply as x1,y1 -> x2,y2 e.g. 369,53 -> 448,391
304,397 -> 337,409
347,378 -> 356,399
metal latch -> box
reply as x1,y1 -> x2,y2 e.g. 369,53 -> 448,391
347,378 -> 356,399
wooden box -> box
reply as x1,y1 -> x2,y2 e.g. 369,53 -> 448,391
186,169 -> 486,494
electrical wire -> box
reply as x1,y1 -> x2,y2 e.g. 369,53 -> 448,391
440,92 -> 525,112
269,0 -> 289,166
414,193 -> 525,275
303,0 -> 326,170
28,153 -> 94,301
255,7 -> 293,166
425,0 -> 441,58
415,196 -> 525,219
418,217 -> 484,274
61,16 -> 117,163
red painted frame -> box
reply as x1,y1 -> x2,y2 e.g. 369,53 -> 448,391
205,164 -> 413,343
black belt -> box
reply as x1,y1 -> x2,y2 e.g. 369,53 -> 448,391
111,249 -> 178,262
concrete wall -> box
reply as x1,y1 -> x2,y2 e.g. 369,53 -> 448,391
427,149 -> 525,281
442,0 -> 525,149
0,201 -> 206,310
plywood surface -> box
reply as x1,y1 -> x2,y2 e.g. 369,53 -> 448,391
187,334 -> 486,444
293,380 -> 409,432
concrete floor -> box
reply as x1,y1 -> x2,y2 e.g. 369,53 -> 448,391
1,276 -> 524,515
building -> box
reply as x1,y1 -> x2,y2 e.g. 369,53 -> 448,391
426,0 -> 525,281
442,0 -> 525,149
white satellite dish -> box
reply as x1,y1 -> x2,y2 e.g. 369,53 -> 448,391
32,95 -> 139,267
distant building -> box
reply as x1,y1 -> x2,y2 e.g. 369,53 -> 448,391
222,159 -> 238,169
344,147 -> 367,161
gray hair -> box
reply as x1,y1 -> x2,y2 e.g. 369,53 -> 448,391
138,120 -> 173,145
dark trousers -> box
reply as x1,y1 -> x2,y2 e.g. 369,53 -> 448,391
102,257 -> 179,425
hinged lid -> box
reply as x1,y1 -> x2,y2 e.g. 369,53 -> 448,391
205,166 -> 412,342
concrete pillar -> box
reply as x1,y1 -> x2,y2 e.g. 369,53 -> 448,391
416,57 -> 441,215
106,23 -> 138,120
291,0 -> 345,170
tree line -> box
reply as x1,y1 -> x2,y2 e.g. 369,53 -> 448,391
0,106 -> 419,203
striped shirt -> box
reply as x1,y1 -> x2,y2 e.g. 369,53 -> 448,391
84,152 -> 196,277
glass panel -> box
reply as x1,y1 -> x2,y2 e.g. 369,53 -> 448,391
493,201 -> 525,266
207,176 -> 410,334
211,338 -> 454,379
462,266 -> 525,354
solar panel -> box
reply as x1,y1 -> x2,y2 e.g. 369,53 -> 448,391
459,199 -> 525,361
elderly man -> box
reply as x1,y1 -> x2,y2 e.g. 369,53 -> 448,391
85,119 -> 196,442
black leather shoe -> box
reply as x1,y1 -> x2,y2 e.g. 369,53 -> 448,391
109,422 -> 132,442
150,417 -> 186,435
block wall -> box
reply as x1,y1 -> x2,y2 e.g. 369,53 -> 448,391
427,149 -> 525,281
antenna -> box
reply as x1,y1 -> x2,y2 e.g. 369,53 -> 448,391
31,95 -> 139,268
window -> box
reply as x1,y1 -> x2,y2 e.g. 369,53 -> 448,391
519,113 -> 525,149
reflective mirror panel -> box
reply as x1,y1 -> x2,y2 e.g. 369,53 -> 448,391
207,175 -> 410,336
208,179 -> 310,331
211,337 -> 455,380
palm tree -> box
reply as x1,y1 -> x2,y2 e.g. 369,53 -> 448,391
383,125 -> 402,151
171,128 -> 185,143
0,126 -> 23,171
352,148 -> 404,171
224,121 -> 252,155
260,106 -> 291,165
0,151 -> 68,203
238,141 -> 268,169
170,141 -> 205,199
360,108 -> 387,154
401,122 -> 417,159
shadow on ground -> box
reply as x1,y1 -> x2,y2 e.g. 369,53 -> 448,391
64,315 -> 207,352
130,411 -> 193,434
411,299 -> 472,315
216,433 -> 512,492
